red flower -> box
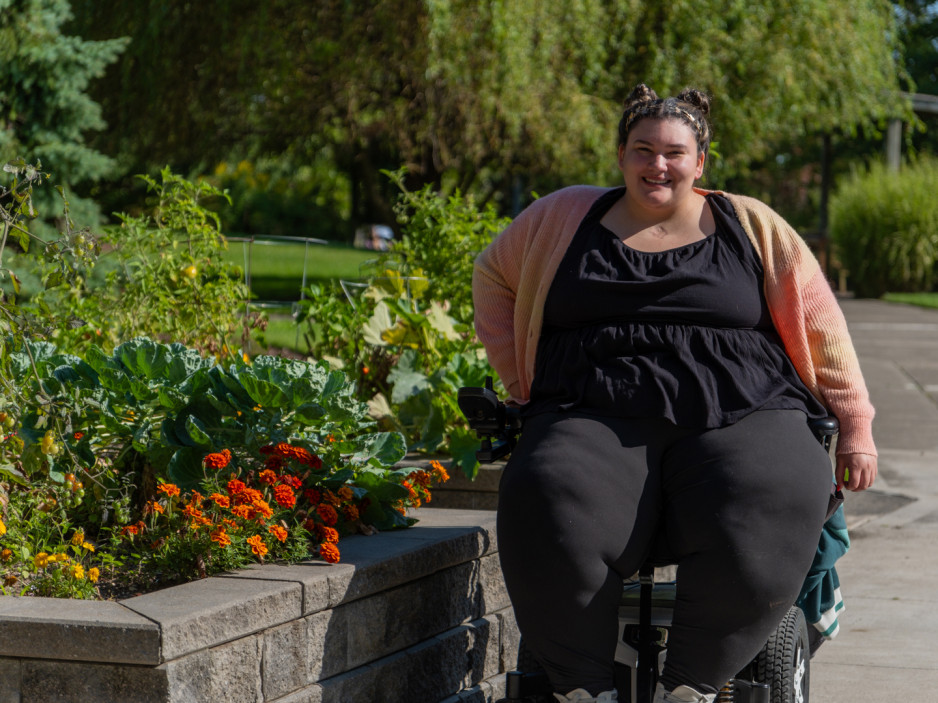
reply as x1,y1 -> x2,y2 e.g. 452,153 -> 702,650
317,503 -> 338,527
73,431 -> 84,440
280,474 -> 302,489
303,488 -> 322,504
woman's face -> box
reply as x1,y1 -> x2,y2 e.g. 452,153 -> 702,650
618,117 -> 705,214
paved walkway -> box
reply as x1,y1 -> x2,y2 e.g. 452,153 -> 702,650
810,298 -> 938,702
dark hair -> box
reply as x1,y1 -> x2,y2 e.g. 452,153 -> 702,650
617,83 -> 712,156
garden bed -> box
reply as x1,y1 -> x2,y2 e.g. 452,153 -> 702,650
0,508 -> 518,703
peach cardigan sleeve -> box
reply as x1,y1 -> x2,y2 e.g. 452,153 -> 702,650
472,187 -> 876,458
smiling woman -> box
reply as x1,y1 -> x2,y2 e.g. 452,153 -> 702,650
472,83 -> 877,703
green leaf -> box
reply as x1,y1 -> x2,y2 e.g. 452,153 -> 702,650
167,447 -> 207,490
447,428 -> 481,480
184,414 -> 212,448
363,300 -> 394,345
387,350 -> 429,404
352,431 -> 407,467
0,463 -> 28,486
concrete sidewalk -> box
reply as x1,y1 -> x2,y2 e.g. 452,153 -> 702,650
810,298 -> 938,702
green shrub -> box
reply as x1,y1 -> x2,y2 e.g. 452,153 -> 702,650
830,158 -> 938,298
383,169 -> 511,324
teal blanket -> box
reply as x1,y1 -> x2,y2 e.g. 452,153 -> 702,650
796,500 -> 850,639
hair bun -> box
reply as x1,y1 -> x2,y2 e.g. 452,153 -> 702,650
623,83 -> 659,109
676,88 -> 711,117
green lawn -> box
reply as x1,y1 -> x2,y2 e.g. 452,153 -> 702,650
221,238 -> 379,301
882,292 -> 938,309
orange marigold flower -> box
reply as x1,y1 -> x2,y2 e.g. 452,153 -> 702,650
324,489 -> 342,507
319,542 -> 340,564
73,431 -> 84,440
210,527 -> 232,547
120,524 -> 139,537
337,485 -> 354,501
230,505 -> 254,520
343,504 -> 360,522
1,548 -> 12,562
246,535 -> 268,558
273,484 -> 296,509
258,469 -> 278,485
146,500 -> 165,515
402,480 -> 418,501
223,518 -> 239,530
314,524 -> 340,544
209,493 -> 230,508
242,488 -> 263,503
189,490 -> 203,507
158,483 -> 180,498
268,525 -> 288,542
203,448 -> 232,470
430,460 -> 450,482
227,478 -> 247,495
182,504 -> 203,520
410,470 -> 431,488
253,499 -> 274,521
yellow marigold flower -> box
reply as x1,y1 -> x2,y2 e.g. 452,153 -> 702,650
71,564 -> 85,580
87,567 -> 100,583
70,529 -> 85,546
82,542 -> 95,552
34,552 -> 49,569
0,548 -> 12,562
0,519 -> 6,536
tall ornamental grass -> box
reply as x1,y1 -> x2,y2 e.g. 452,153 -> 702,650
830,158 -> 938,298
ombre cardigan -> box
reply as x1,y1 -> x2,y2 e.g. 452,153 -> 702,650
472,185 -> 876,457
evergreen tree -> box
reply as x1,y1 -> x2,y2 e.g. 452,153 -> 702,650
0,0 -> 127,220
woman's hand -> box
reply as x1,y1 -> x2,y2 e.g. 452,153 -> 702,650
836,453 -> 878,492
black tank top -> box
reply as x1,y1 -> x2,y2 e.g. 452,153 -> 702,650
525,188 -> 828,427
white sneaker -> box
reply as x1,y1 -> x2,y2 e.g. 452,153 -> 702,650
553,689 -> 618,702
651,683 -> 716,703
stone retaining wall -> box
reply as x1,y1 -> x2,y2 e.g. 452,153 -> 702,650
0,508 -> 518,703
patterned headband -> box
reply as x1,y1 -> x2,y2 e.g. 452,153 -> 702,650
624,103 -> 703,137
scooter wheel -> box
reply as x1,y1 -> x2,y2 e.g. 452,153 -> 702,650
751,606 -> 810,703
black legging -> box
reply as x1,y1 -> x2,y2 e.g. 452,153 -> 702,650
496,409 -> 832,696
